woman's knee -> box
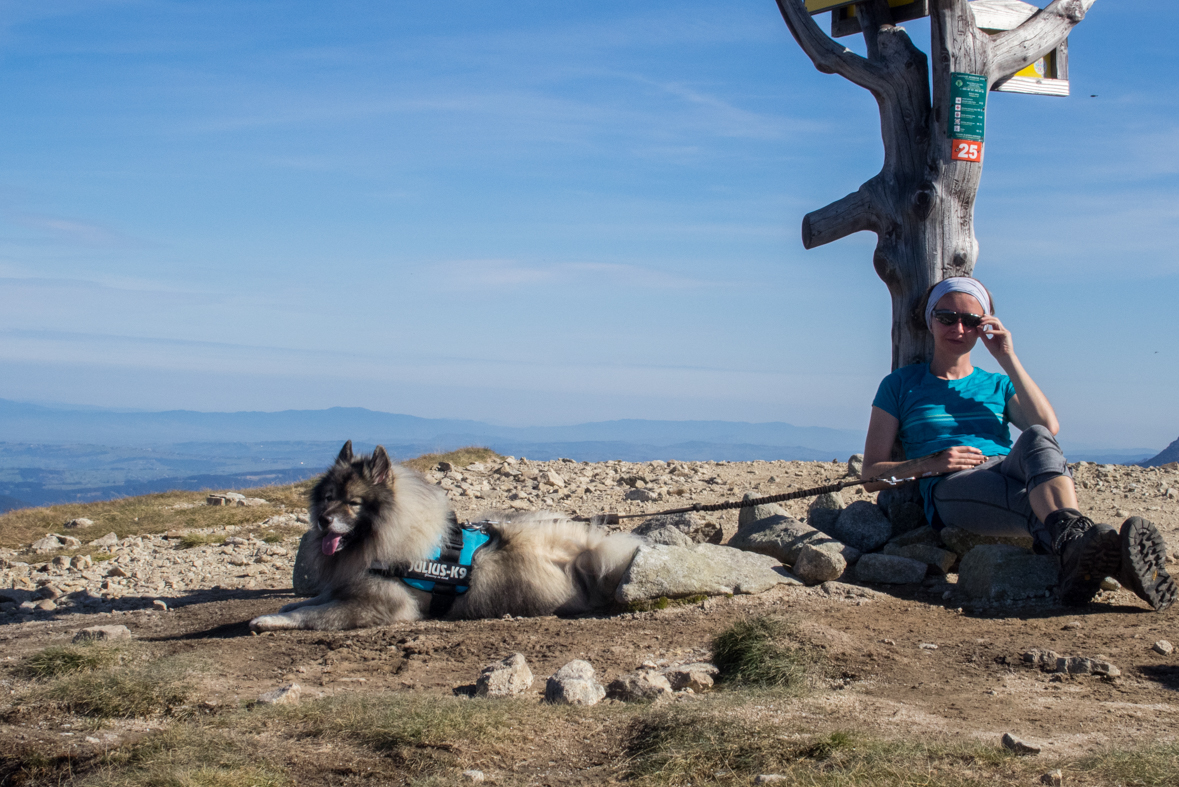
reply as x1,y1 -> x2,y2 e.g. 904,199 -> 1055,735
1018,424 -> 1058,445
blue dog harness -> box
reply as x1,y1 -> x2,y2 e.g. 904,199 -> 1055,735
368,513 -> 492,616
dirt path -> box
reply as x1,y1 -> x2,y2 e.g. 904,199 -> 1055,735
3,572 -> 1176,761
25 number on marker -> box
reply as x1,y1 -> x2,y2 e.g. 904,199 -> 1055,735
951,140 -> 983,162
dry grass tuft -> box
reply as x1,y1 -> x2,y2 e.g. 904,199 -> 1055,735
17,643 -> 123,680
626,712 -> 1177,787
35,655 -> 199,719
711,616 -> 822,691
177,532 -> 222,549
260,692 -> 526,773
402,446 -> 502,473
625,594 -> 710,613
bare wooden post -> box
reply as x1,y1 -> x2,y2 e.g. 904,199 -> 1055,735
776,0 -> 1095,369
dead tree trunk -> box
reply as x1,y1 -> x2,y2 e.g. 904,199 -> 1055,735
775,0 -> 1094,369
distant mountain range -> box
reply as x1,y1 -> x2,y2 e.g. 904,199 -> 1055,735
0,398 -> 867,453
0,398 -> 1167,512
0,398 -> 868,510
1140,437 -> 1179,467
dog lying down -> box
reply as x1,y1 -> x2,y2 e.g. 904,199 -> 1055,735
249,442 -> 642,632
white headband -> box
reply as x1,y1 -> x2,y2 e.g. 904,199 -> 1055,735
924,277 -> 992,330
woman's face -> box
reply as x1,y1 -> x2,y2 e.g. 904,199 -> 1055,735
931,291 -> 986,354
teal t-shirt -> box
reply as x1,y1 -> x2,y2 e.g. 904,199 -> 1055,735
872,363 -> 1016,524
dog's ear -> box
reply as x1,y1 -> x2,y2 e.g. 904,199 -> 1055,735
336,440 -> 354,466
370,445 -> 391,485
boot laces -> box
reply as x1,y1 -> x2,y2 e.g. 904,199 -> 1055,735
1052,514 -> 1095,555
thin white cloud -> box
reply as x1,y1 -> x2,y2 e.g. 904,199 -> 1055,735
3,211 -> 146,249
430,258 -> 729,291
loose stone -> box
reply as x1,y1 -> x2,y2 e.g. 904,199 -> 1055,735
1001,733 -> 1041,755
73,625 -> 133,643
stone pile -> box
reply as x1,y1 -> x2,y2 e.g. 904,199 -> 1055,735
480,652 -> 717,706
1022,649 -> 1121,678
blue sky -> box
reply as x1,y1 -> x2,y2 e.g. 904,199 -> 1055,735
0,0 -> 1175,451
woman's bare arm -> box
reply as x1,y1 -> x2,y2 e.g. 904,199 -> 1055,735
861,406 -> 987,491
978,315 -> 1059,434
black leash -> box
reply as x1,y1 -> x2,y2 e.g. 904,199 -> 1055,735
573,451 -> 947,527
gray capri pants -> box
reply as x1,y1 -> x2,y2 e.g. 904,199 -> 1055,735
930,424 -> 1071,554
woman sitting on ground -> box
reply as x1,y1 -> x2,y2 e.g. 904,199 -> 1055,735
861,276 -> 1174,611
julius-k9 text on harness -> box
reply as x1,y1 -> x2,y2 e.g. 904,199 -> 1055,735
369,513 -> 492,617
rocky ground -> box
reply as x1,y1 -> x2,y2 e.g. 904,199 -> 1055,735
1,456 -> 1177,785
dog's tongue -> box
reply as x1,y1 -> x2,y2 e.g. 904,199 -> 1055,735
321,534 -> 344,556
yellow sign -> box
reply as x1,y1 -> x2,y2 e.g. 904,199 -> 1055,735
1013,58 -> 1046,79
806,0 -> 917,12
805,0 -> 851,11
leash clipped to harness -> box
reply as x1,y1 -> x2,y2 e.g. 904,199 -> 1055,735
575,451 -> 948,527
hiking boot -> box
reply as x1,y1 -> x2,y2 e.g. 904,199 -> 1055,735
1118,517 -> 1176,612
1048,510 -> 1121,606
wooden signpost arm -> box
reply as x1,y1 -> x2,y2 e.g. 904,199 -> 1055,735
775,0 -> 888,91
988,0 -> 1095,80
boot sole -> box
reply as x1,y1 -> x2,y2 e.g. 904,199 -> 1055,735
1058,525 -> 1122,607
1121,517 -> 1176,612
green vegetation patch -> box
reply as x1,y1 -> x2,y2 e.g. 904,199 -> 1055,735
626,714 -> 1179,787
1074,743 -> 1179,786
0,481 -> 314,551
402,446 -> 502,473
711,615 -> 821,691
7,686 -> 1179,787
88,725 -> 292,787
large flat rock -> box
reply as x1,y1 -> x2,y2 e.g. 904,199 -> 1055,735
940,526 -> 1034,556
958,544 -> 1058,601
729,514 -> 859,566
615,543 -> 800,603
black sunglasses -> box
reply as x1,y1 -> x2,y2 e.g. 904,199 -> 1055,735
932,310 -> 984,328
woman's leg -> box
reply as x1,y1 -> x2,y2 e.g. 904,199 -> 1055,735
932,426 -> 1120,605
930,455 -> 1036,539
931,425 -> 1071,542
1028,476 -> 1079,522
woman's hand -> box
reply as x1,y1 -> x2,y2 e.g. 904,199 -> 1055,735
925,446 -> 987,475
978,315 -> 1014,360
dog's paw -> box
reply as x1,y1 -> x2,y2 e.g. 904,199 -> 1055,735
249,614 -> 293,632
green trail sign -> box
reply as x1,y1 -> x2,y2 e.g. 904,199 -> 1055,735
950,72 -> 987,162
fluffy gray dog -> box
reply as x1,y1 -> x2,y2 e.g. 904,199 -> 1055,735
249,441 -> 640,631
